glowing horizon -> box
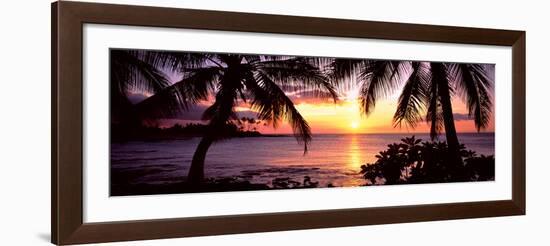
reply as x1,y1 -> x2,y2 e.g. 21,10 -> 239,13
158,84 -> 495,135
142,54 -> 495,135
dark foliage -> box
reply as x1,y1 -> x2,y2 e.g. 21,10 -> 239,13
360,136 -> 494,185
111,122 -> 261,142
110,50 -> 171,126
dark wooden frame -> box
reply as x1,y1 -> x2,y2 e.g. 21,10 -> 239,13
52,1 -> 525,245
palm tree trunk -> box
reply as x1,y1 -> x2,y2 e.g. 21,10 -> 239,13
429,63 -> 462,173
187,136 -> 214,185
187,56 -> 241,185
439,87 -> 461,161
435,68 -> 462,169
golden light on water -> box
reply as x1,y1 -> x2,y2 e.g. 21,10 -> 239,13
347,134 -> 364,169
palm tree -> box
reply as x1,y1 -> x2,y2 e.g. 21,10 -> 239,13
139,53 -> 338,185
329,59 -> 493,166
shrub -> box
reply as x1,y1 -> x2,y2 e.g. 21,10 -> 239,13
360,136 -> 494,185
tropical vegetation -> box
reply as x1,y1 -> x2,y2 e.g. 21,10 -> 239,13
329,59 -> 493,167
111,50 -> 339,184
360,136 -> 495,185
110,49 -> 495,188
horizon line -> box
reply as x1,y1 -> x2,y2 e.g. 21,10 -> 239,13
261,131 -> 495,135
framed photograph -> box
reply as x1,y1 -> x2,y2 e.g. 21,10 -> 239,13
52,1 -> 525,245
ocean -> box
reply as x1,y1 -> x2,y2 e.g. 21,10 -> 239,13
111,133 -> 494,188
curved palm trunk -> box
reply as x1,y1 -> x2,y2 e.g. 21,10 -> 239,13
438,82 -> 462,166
187,136 -> 214,185
432,63 -> 462,169
187,55 -> 242,186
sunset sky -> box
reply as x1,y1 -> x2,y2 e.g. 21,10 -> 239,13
124,52 -> 497,135
153,73 -> 495,135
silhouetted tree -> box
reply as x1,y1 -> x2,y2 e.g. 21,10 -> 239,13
140,53 -> 339,184
330,59 -> 493,167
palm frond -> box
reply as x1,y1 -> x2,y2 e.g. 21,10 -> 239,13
241,55 -> 262,65
295,56 -> 334,68
358,60 -> 407,116
256,57 -> 339,101
244,70 -> 312,153
326,58 -> 366,82
393,62 -> 430,128
201,60 -> 246,125
141,50 -> 213,73
199,80 -> 241,141
111,49 -> 171,95
136,66 -> 220,119
448,63 -> 493,131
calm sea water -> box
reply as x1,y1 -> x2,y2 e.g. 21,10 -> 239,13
111,133 -> 494,187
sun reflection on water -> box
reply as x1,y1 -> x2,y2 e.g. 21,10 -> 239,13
348,134 -> 365,170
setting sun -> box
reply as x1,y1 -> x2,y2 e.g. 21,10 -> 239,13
350,121 -> 360,129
